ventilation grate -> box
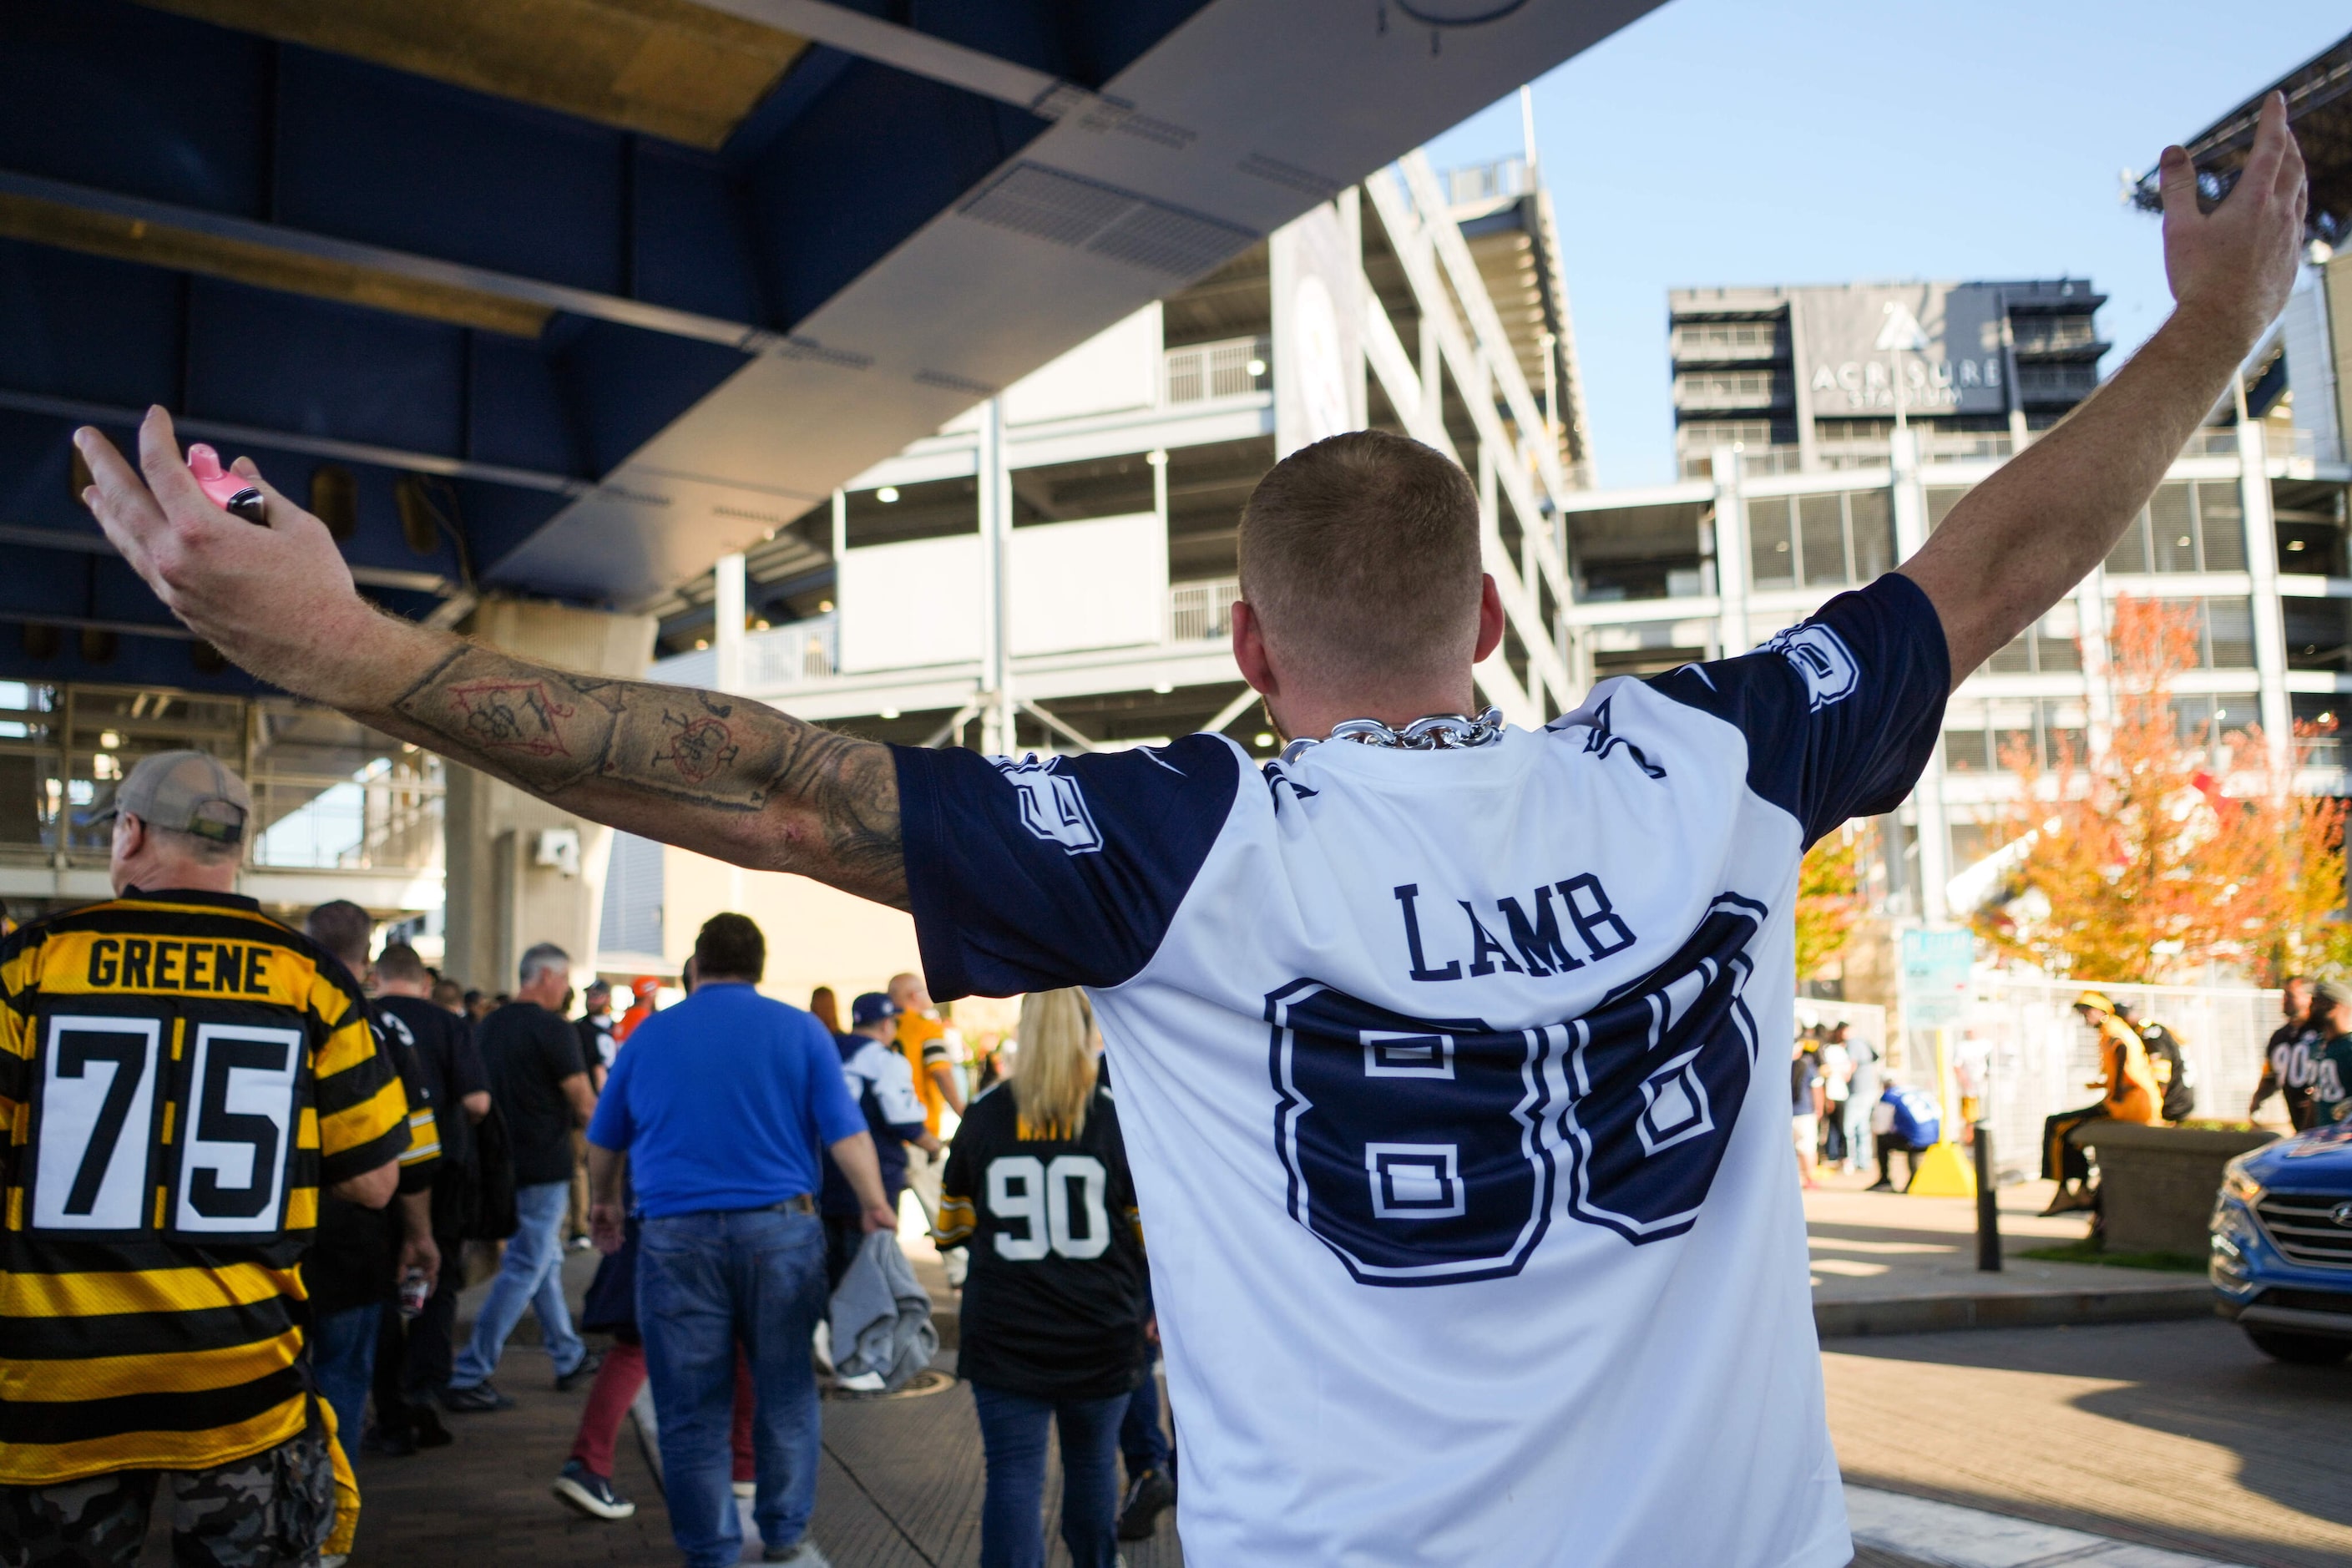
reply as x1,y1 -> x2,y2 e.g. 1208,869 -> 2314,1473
959,162 -> 1255,277
915,367 -> 998,397
1237,151 -> 1343,198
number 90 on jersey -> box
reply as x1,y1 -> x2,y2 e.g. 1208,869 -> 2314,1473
1267,894 -> 1767,1286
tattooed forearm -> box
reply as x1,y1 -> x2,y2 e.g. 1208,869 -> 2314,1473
381,641 -> 907,907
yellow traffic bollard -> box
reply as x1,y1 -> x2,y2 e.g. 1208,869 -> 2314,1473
1907,1025 -> 1977,1197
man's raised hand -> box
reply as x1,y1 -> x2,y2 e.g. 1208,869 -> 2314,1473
2159,90 -> 2309,351
75,407 -> 387,706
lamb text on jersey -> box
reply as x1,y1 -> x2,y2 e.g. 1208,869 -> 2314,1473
1393,876 -> 1637,984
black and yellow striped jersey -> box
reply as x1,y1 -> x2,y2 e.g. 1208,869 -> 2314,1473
0,889 -> 409,1483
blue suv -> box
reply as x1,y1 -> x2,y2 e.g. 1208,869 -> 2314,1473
2211,1123 -> 2352,1363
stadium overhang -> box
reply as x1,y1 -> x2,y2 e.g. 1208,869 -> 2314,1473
2130,28 -> 2351,245
0,0 -> 1664,694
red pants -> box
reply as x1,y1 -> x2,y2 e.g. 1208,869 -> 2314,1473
569,1338 -> 756,1482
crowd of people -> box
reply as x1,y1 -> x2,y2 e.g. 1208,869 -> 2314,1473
0,748 -> 1179,1568
1788,1020 -> 1950,1193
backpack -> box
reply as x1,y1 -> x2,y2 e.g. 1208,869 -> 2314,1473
2137,1019 -> 2198,1121
451,1100 -> 520,1242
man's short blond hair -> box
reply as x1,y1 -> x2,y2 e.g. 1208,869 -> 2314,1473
1237,432 -> 1482,686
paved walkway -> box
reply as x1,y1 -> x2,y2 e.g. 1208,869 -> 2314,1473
1803,1169 -> 2211,1336
223,1172 -> 2306,1568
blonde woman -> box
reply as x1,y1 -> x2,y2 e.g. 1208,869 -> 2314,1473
935,989 -> 1148,1568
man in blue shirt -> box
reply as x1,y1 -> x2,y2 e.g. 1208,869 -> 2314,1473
587,914 -> 892,1568
820,992 -> 939,1288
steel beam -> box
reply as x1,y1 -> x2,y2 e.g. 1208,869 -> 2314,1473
0,170 -> 801,356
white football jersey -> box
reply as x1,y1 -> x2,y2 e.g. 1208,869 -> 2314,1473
893,574 -> 1947,1566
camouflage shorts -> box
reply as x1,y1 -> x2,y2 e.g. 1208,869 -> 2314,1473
0,1429 -> 335,1568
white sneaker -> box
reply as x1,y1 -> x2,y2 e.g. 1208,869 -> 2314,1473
834,1369 -> 885,1393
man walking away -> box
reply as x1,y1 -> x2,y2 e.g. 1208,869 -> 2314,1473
372,941 -> 491,1452
1839,1025 -> 1880,1176
2112,1000 -> 2196,1122
447,943 -> 599,1409
2250,977 -> 2323,1130
892,972 -> 967,1287
79,99 -> 2308,1565
0,751 -> 408,1564
2041,991 -> 2161,1215
587,915 -> 895,1568
300,903 -> 443,1462
1790,1035 -> 1823,1191
822,992 -> 938,1288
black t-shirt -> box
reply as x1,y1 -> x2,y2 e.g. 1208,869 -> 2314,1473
478,1001 -> 588,1186
939,1084 -> 1148,1401
576,1014 -> 615,1074
378,994 -> 489,1171
2261,1020 -> 2324,1130
309,1008 -> 440,1312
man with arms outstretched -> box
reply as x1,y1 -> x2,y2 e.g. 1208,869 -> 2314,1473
74,102 -> 2306,1567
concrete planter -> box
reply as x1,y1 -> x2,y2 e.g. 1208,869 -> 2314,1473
2071,1122 -> 2279,1255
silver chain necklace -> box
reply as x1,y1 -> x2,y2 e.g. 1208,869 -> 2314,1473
1280,706 -> 1505,765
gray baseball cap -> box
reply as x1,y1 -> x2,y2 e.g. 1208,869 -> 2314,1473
95,750 -> 251,845
2314,979 -> 2352,1011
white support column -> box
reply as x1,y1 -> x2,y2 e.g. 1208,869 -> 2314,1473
1709,447 -> 1749,655
2235,385 -> 2292,763
2076,567 -> 2113,759
1887,427 -> 1950,923
977,397 -> 1014,755
713,551 -> 746,695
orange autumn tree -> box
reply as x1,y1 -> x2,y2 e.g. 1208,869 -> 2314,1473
1795,825 -> 1863,984
1975,595 -> 2348,984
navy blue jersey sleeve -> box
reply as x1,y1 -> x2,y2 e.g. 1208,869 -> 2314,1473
893,734 -> 1243,999
1643,573 -> 1949,847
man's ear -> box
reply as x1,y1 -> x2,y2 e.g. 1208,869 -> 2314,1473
1232,600 -> 1277,698
1472,574 -> 1505,664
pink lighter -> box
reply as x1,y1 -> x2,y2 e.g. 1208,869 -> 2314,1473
187,443 -> 268,524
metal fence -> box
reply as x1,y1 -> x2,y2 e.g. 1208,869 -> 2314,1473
1168,577 -> 1242,642
1938,975 -> 2278,1186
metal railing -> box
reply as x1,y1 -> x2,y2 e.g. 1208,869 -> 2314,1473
250,761 -> 443,872
1918,432 -> 2015,462
1164,336 -> 1269,405
743,618 -> 837,685
1169,578 -> 1242,642
1672,372 -> 1788,410
1442,156 -> 1530,206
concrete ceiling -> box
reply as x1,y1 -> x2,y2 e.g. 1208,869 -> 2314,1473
0,0 -> 1667,693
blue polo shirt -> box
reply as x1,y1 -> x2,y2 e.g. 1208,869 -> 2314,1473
588,983 -> 866,1217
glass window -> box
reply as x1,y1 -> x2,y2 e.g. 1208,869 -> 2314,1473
1799,494 -> 1846,587
1925,487 -> 1968,533
2194,482 -> 2245,570
1848,490 -> 1894,580
2201,597 -> 2255,668
2104,508 -> 2150,574
1748,495 -> 1796,589
2150,483 -> 2198,573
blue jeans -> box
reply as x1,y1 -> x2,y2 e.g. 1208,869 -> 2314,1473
970,1384 -> 1125,1568
638,1205 -> 828,1568
1120,1355 -> 1171,1479
311,1302 -> 382,1447
453,1180 -> 585,1386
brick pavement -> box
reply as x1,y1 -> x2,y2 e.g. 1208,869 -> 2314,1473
131,1176 -> 2302,1565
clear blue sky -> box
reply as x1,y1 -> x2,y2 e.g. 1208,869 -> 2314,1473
1420,1 -> 2346,490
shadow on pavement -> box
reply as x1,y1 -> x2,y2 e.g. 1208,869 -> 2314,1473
1829,1317 -> 2352,1568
